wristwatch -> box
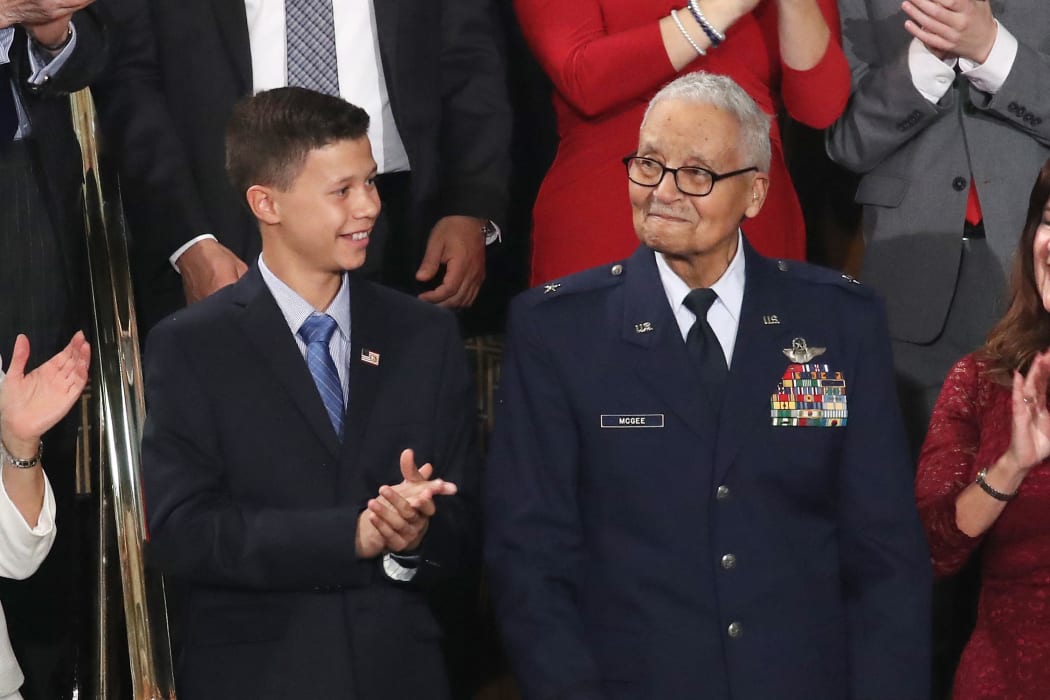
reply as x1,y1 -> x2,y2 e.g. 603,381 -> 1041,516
0,439 -> 43,469
481,219 -> 500,246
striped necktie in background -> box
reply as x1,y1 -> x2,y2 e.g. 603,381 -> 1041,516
285,0 -> 340,96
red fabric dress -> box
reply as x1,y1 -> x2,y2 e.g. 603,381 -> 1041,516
916,353 -> 1050,700
516,0 -> 850,286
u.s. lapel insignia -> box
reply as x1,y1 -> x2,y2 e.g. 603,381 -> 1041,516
544,283 -> 562,294
770,361 -> 847,427
782,337 -> 825,363
634,321 -> 654,334
762,314 -> 780,325
360,348 -> 380,366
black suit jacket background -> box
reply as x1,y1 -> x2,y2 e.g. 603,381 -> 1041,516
146,0 -> 511,285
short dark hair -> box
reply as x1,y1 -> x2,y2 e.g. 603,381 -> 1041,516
225,87 -> 371,195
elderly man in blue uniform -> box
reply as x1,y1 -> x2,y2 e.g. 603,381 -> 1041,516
485,71 -> 932,700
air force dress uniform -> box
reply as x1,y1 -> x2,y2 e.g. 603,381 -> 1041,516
485,240 -> 931,700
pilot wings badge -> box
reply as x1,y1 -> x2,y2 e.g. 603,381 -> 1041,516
782,337 -> 826,364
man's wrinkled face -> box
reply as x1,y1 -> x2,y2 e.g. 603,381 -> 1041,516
631,99 -> 766,266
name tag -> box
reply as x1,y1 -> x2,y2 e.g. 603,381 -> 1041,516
600,414 -> 665,428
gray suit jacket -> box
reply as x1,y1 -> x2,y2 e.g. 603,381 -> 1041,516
827,0 -> 1050,343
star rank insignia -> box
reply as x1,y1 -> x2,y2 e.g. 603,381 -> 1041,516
544,283 -> 562,294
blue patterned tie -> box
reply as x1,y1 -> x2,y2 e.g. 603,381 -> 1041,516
298,313 -> 344,437
285,0 -> 340,96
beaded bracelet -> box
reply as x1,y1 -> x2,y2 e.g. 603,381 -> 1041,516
670,8 -> 706,57
687,0 -> 726,48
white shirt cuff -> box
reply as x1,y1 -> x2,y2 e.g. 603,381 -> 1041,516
908,37 -> 957,104
382,552 -> 419,582
959,20 -> 1018,95
170,234 -> 218,272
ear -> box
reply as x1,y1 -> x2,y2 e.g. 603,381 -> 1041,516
246,185 -> 281,225
743,172 -> 770,219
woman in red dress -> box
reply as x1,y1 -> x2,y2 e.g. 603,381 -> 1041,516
916,158 -> 1050,700
516,0 -> 849,285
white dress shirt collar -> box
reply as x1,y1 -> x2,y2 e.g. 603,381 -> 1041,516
258,255 -> 351,340
655,231 -> 746,366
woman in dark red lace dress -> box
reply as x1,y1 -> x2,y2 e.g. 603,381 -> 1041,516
916,157 -> 1050,700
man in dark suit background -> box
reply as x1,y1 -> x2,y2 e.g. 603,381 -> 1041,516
0,3 -> 106,697
486,71 -> 932,700
142,87 -> 479,699
140,0 -> 511,322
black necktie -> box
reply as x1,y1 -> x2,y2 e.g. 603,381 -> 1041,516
684,288 -> 728,401
0,62 -> 16,143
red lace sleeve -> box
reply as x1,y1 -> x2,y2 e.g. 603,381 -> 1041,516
915,354 -> 986,577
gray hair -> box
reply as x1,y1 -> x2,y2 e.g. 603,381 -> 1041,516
642,72 -> 772,172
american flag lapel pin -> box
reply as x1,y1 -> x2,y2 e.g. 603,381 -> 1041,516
360,348 -> 380,366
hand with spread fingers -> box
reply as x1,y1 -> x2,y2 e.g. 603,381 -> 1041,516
902,0 -> 997,63
1004,349 -> 1050,477
0,331 -> 90,459
0,331 -> 90,525
355,448 -> 458,558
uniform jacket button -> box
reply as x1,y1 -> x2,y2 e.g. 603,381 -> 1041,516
721,553 -> 737,570
952,176 -> 967,191
716,485 -> 730,500
727,621 -> 743,638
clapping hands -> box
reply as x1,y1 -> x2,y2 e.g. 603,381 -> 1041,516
902,0 -> 997,63
355,448 -> 458,559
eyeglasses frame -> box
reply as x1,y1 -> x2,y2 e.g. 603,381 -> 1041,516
622,154 -> 758,197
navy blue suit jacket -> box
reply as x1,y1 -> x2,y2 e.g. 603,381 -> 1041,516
485,242 -> 931,700
142,266 -> 479,699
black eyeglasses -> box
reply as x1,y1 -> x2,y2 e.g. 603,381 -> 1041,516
622,155 -> 757,197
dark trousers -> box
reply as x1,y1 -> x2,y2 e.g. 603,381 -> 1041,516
891,235 -> 1005,700
0,139 -> 86,700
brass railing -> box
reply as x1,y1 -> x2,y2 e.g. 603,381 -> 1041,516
71,90 -> 176,700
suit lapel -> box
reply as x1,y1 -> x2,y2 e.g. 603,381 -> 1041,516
234,267 -> 341,459
621,247 -> 718,438
712,243 -> 795,484
210,0 -> 253,93
342,275 -> 388,457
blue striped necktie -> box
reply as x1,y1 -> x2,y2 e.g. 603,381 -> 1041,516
298,313 -> 344,438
